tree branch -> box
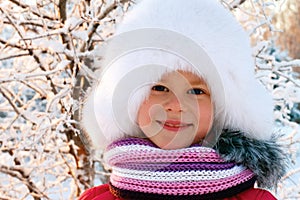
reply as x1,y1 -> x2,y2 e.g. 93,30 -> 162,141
0,87 -> 37,124
222,0 -> 247,10
58,0 -> 68,22
0,165 -> 49,200
8,0 -> 58,21
86,0 -> 132,50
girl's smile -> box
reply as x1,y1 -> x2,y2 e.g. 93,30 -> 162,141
156,119 -> 193,132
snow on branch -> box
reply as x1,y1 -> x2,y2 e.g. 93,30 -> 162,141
0,0 -> 133,199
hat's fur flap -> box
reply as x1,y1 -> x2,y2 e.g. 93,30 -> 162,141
216,130 -> 288,189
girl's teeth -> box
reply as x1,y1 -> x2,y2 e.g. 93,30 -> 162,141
165,123 -> 181,127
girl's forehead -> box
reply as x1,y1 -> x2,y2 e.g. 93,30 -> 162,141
160,70 -> 206,84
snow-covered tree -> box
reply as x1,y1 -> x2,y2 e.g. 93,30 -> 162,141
0,0 -> 132,199
0,0 -> 299,199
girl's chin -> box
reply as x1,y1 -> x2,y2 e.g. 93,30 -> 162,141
151,137 -> 195,150
157,143 -> 190,150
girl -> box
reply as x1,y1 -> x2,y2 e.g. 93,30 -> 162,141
79,0 -> 287,199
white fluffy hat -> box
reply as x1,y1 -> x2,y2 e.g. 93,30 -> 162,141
82,0 -> 274,150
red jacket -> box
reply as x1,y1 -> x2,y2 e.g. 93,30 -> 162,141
79,184 -> 277,200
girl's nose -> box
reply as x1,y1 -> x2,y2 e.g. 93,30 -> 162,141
164,93 -> 184,112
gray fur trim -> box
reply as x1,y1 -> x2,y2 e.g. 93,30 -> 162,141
215,130 -> 289,189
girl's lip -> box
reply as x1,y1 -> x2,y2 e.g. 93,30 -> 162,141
156,120 -> 192,132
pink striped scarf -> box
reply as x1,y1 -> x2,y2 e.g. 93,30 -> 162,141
104,138 -> 256,199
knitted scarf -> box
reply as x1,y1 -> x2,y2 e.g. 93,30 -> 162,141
104,137 -> 257,200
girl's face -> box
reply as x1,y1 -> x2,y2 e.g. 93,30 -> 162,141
137,70 -> 213,149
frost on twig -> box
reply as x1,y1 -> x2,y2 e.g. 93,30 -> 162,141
221,0 -> 247,10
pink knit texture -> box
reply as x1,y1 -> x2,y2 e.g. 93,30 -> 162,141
104,138 -> 256,195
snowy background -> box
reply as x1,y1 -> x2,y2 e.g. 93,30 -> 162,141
0,0 -> 299,199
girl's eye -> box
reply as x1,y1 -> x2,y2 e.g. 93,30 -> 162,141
187,88 -> 205,95
152,85 -> 169,92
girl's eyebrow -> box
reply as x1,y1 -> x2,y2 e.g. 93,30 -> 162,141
154,81 -> 166,85
189,79 -> 207,85
157,79 -> 207,86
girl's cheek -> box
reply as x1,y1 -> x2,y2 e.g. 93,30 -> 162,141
137,102 -> 151,127
196,101 -> 213,121
138,101 -> 167,126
